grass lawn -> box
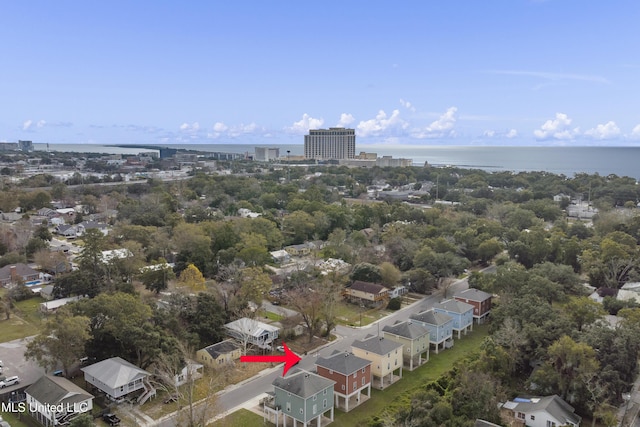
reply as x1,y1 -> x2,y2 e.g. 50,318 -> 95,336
331,323 -> 490,427
0,411 -> 40,427
0,295 -> 44,343
210,408 -> 274,427
334,301 -> 390,327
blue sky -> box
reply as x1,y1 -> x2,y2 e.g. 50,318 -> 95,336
2,0 -> 640,146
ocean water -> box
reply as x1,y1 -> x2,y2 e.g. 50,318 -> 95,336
35,143 -> 640,180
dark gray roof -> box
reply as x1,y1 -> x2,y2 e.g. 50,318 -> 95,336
455,288 -> 492,302
351,335 -> 403,355
316,351 -> 371,375
25,375 -> 93,406
505,395 -> 581,425
410,309 -> 453,326
202,340 -> 240,358
0,263 -> 39,280
272,369 -> 335,399
350,281 -> 387,295
433,299 -> 474,314
382,320 -> 430,340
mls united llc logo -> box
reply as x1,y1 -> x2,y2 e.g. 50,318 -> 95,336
1,401 -> 90,414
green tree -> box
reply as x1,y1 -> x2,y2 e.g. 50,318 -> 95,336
565,296 -> 606,331
69,413 -> 94,427
138,259 -> 176,293
25,309 -> 90,377
379,261 -> 401,287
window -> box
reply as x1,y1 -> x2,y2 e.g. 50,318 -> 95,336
313,404 -> 317,415
531,415 -> 535,420
362,377 -> 366,385
546,422 -> 556,427
300,408 -> 303,414
353,372 -> 357,378
353,381 -> 357,390
517,412 -> 525,420
323,399 -> 327,408
341,384 -> 345,390
313,395 -> 317,401
286,402 -> 291,412
323,389 -> 327,395
361,368 -> 365,373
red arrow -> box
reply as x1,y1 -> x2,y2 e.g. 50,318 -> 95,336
240,343 -> 302,376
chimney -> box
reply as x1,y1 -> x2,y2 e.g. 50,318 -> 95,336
10,265 -> 17,281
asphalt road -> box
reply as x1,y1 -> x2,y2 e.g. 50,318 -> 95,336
0,336 -> 46,396
155,274 -> 475,427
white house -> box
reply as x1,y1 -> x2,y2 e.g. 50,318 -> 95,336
224,317 -> 279,350
40,296 -> 84,314
82,357 -> 155,404
25,375 -> 94,427
500,395 -> 581,427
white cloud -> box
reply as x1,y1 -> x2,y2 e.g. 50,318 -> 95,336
207,122 -> 261,139
584,121 -> 621,140
179,122 -> 200,132
631,124 -> 640,139
482,128 -> 518,139
37,120 -> 46,128
286,114 -> 324,134
357,109 -> 408,137
213,122 -> 228,132
22,120 -> 33,130
410,107 -> 458,139
533,113 -> 579,140
399,99 -> 416,112
336,113 -> 355,127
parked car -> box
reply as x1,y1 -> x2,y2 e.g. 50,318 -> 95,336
0,376 -> 19,388
102,413 -> 121,426
276,345 -> 285,352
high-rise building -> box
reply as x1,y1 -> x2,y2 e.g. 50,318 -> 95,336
255,147 -> 280,162
304,128 -> 355,160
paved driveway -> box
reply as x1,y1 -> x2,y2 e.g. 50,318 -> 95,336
0,336 -> 45,393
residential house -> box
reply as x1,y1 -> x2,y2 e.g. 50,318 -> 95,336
224,318 -> 279,350
196,340 -> 242,368
454,288 -> 493,324
266,369 -> 335,427
37,208 -> 57,218
172,362 -> 204,387
0,263 -> 40,286
55,224 -> 78,238
409,309 -> 454,354
237,208 -> 262,218
382,320 -> 430,370
351,335 -> 403,389
82,357 -> 155,404
284,243 -> 313,256
0,211 -> 23,222
343,281 -> 389,307
40,296 -> 83,314
433,299 -> 474,338
25,375 -> 94,427
77,221 -> 109,236
500,395 -> 581,427
315,351 -> 372,412
39,285 -> 55,301
270,249 -> 291,264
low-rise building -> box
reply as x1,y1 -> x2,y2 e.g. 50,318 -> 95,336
433,299 -> 474,338
224,318 -> 279,350
315,351 -> 372,412
382,320 -> 430,370
196,340 -> 242,369
409,309 -> 454,354
266,369 -> 335,427
25,375 -> 94,427
81,357 -> 154,404
351,335 -> 403,389
454,288 -> 493,324
343,281 -> 389,307
500,395 -> 581,427
0,264 -> 40,286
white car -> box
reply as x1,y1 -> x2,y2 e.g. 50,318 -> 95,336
276,345 -> 285,352
0,375 -> 20,388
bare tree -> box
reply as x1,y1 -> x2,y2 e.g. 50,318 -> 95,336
289,284 -> 323,343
